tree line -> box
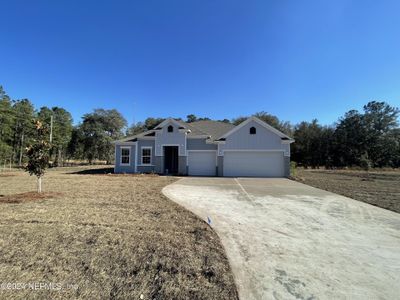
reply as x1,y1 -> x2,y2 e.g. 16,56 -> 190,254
0,85 -> 399,168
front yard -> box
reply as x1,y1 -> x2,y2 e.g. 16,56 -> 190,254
0,167 -> 238,299
294,168 -> 400,213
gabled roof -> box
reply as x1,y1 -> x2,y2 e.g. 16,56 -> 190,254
114,116 -> 293,144
186,120 -> 235,139
217,116 -> 294,142
152,118 -> 235,139
154,118 -> 185,130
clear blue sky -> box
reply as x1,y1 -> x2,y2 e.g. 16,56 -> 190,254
1,0 -> 399,126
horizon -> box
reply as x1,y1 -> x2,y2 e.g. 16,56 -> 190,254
1,1 -> 400,127
2,84 -> 396,127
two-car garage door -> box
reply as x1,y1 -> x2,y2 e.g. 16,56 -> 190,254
223,151 -> 285,177
187,150 -> 285,177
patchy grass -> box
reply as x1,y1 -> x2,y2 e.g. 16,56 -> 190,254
0,166 -> 238,299
295,168 -> 400,213
0,192 -> 62,204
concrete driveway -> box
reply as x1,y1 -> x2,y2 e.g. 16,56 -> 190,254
162,177 -> 400,300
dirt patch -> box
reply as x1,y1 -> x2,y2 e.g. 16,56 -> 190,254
0,167 -> 238,299
294,168 -> 400,213
0,192 -> 62,204
0,173 -> 16,177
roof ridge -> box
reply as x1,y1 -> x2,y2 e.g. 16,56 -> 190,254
184,122 -> 211,136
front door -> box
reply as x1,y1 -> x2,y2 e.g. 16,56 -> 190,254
164,146 -> 179,174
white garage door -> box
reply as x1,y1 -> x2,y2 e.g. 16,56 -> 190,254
223,151 -> 285,177
188,151 -> 216,176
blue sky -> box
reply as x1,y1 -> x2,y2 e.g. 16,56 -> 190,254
1,0 -> 399,126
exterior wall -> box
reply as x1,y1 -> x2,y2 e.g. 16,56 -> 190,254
187,138 -> 217,150
135,143 -> 187,175
137,165 -> 156,173
154,156 -> 163,173
217,156 -> 223,176
114,144 -> 136,173
137,139 -> 156,173
155,121 -> 186,156
218,120 -> 287,155
179,156 -> 187,175
217,120 -> 292,178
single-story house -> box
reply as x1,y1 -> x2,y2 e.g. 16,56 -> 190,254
114,116 -> 294,177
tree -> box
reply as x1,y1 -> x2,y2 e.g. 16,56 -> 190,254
186,114 -> 197,123
66,127 -> 85,160
253,111 -> 293,136
25,120 -> 51,193
144,117 -> 165,130
79,109 -> 127,164
38,106 -> 73,166
126,122 -> 146,136
332,110 -> 367,167
232,116 -> 247,126
331,102 -> 400,168
11,99 -> 35,166
126,117 -> 165,137
0,87 -> 14,164
362,101 -> 400,167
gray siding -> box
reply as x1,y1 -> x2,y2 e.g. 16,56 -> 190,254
218,120 -> 289,156
136,139 -> 156,173
217,156 -> 223,176
179,156 -> 187,175
187,138 -> 217,150
155,122 -> 186,156
154,156 -> 163,173
137,165 -> 156,173
114,144 -> 136,173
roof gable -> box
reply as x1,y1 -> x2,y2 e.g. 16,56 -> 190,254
154,118 -> 186,130
219,116 -> 294,142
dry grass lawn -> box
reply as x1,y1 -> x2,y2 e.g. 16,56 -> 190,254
0,166 -> 238,299
295,168 -> 400,213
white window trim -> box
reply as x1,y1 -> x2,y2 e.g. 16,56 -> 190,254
141,146 -> 152,165
120,146 -> 131,166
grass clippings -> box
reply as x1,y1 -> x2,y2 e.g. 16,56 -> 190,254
0,166 -> 238,299
294,168 -> 400,213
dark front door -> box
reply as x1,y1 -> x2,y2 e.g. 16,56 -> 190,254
164,146 -> 179,174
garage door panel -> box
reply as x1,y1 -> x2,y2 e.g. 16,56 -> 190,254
188,151 -> 216,176
223,151 -> 284,177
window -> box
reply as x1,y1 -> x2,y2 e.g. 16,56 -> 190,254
250,126 -> 256,134
167,125 -> 174,132
120,147 -> 130,165
141,147 -> 152,165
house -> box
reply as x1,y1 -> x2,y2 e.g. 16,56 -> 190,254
114,116 -> 294,177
